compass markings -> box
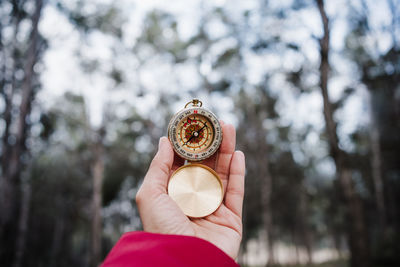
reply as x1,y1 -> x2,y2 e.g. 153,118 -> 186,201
169,108 -> 220,161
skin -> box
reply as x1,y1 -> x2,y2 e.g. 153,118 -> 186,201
136,122 -> 245,259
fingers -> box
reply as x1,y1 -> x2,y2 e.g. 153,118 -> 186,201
216,124 -> 236,190
224,151 -> 245,217
142,137 -> 174,193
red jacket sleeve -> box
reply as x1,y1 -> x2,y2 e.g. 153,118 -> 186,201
101,231 -> 239,267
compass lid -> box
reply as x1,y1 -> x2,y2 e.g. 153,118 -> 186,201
167,163 -> 223,218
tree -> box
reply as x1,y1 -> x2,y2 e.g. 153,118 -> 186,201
0,0 -> 45,265
235,88 -> 276,265
345,1 -> 400,262
90,127 -> 105,267
315,1 -> 370,266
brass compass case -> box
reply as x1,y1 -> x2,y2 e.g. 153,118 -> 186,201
167,100 -> 224,218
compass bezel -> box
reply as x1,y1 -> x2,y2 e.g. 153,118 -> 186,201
168,107 -> 222,161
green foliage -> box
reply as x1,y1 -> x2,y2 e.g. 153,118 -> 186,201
63,2 -> 124,37
213,48 -> 239,68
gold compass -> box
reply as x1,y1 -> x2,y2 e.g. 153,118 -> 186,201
168,99 -> 222,161
167,99 -> 223,218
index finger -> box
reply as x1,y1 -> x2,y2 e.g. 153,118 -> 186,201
224,150 -> 245,217
216,124 -> 236,191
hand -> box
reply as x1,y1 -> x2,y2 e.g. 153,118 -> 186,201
136,122 -> 245,259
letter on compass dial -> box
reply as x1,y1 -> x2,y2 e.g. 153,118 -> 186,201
178,114 -> 214,153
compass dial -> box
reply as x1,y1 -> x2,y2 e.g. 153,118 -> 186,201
168,107 -> 222,161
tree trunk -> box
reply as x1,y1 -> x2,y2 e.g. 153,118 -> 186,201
12,171 -> 31,267
369,112 -> 386,231
261,164 -> 275,267
49,216 -> 65,267
256,125 -> 275,266
1,0 -> 43,263
299,189 -> 313,265
7,0 -> 42,186
12,1 -> 43,265
292,228 -> 300,265
332,229 -> 343,259
316,1 -> 370,267
339,169 -> 370,267
90,129 -> 105,267
0,0 -> 24,235
247,92 -> 276,267
1,0 -> 24,175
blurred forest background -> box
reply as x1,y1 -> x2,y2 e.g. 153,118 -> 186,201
0,0 -> 399,266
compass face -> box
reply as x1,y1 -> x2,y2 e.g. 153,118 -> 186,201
168,107 -> 222,161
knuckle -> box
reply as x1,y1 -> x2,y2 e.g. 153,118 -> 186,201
229,188 -> 244,198
159,161 -> 171,177
151,157 -> 170,177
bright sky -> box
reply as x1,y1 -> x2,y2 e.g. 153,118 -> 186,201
37,0 -> 394,162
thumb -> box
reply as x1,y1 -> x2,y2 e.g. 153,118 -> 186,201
143,137 -> 174,192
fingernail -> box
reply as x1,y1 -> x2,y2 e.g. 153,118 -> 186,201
237,150 -> 245,160
159,136 -> 168,150
158,137 -> 163,150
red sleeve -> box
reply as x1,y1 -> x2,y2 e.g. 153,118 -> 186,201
101,231 -> 239,267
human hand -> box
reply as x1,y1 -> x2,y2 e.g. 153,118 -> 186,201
135,122 -> 245,259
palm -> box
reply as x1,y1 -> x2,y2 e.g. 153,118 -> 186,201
151,194 -> 241,256
136,123 -> 245,259
190,205 -> 242,257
